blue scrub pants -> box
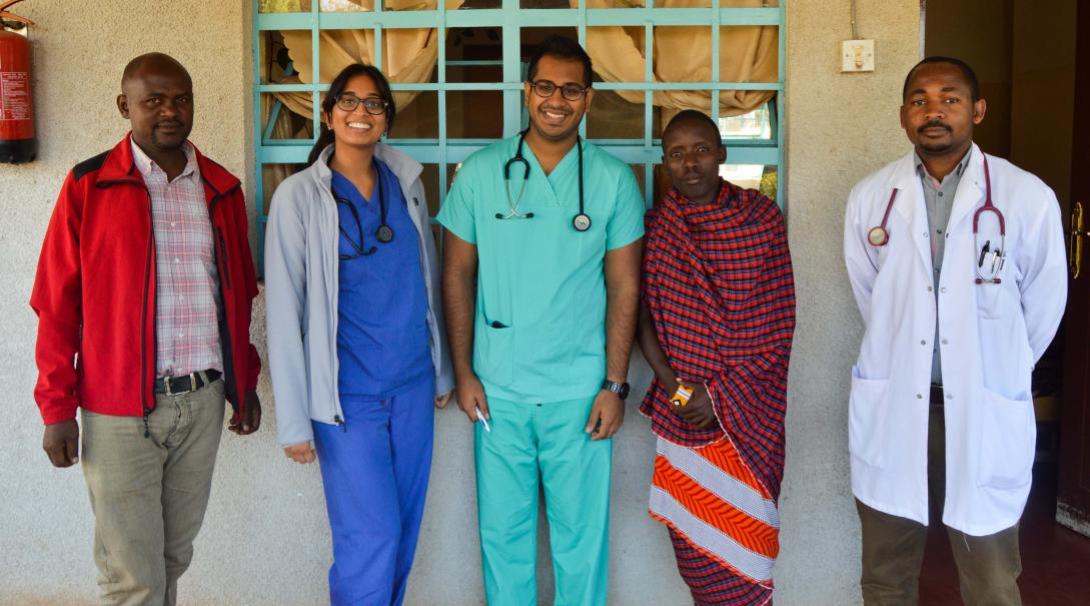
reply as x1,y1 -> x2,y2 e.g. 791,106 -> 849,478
475,395 -> 612,606
313,377 -> 435,606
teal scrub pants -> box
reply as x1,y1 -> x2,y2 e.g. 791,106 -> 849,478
475,395 -> 612,606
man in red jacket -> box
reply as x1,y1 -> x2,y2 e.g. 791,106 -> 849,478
31,52 -> 262,605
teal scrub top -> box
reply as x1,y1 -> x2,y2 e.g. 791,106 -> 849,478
436,135 -> 645,402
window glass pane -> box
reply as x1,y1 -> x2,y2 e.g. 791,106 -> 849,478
586,90 -> 646,140
448,91 -> 504,138
261,93 -> 316,142
447,27 -> 503,83
654,27 -> 711,82
650,93 -> 771,140
718,26 -> 778,83
724,0 -> 779,7
259,0 -> 311,12
323,0 -> 374,10
629,164 -> 647,200
588,27 -> 644,82
719,102 -> 772,140
260,30 -> 309,85
419,164 -> 441,215
458,0 -> 502,9
313,31 -> 376,84
390,91 -> 440,139
720,164 -> 773,195
521,27 -> 578,67
520,0 -> 569,9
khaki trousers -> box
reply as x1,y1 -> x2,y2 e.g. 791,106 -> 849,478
81,379 -> 226,606
857,407 -> 1022,606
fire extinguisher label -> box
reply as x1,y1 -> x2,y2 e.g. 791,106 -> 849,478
1,71 -> 32,121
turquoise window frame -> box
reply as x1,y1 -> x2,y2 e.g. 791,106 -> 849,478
252,0 -> 786,267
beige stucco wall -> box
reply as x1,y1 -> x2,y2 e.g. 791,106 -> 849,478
0,1 -> 920,604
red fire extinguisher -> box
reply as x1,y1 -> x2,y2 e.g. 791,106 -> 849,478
0,0 -> 35,163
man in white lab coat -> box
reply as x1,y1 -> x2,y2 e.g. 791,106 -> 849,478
843,56 -> 1067,605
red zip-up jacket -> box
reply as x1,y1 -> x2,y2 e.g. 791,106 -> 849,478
31,135 -> 261,425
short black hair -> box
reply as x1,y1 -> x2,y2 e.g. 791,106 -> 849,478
662,110 -> 723,150
902,56 -> 981,102
526,35 -> 593,87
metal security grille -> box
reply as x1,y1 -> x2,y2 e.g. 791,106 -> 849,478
253,0 -> 785,265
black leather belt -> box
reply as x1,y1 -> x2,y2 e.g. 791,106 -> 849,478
930,384 -> 944,407
154,369 -> 221,395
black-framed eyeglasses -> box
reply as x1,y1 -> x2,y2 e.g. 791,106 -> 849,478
529,80 -> 590,101
334,95 -> 389,115
336,197 -> 377,259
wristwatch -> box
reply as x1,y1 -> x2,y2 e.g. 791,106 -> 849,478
601,379 -> 630,399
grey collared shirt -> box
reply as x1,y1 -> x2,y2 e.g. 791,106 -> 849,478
915,148 -> 971,385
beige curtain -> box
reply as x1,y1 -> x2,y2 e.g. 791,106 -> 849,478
269,0 -> 465,122
579,0 -> 778,124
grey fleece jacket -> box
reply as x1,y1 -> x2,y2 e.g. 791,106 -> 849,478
265,143 -> 454,447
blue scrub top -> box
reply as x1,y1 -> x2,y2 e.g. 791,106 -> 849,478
436,136 -> 645,402
333,160 -> 431,399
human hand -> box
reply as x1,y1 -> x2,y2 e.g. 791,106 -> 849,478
455,374 -> 489,424
585,390 -> 625,440
284,441 -> 316,464
229,390 -> 262,435
434,391 -> 453,408
43,419 -> 80,468
672,382 -> 717,429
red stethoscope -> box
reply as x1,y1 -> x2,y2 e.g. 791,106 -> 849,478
867,155 -> 1006,284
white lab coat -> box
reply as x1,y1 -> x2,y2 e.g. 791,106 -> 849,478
843,144 -> 1067,536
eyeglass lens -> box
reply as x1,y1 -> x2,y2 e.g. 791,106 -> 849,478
531,80 -> 587,101
336,95 -> 387,115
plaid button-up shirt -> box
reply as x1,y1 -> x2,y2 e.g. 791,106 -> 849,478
131,138 -> 223,378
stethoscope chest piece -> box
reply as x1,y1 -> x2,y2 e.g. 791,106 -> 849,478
573,213 -> 591,232
375,224 -> 394,243
867,226 -> 889,247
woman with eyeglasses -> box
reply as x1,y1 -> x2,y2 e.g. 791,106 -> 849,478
264,63 -> 453,606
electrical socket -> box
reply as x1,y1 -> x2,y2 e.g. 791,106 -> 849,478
841,39 -> 875,72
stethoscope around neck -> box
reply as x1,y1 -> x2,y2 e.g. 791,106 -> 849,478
867,154 -> 1006,284
498,129 -> 592,232
332,159 -> 394,260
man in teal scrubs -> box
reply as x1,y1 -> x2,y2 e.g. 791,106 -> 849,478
438,35 -> 644,605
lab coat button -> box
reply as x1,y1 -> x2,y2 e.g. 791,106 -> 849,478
946,393 -> 953,399
916,393 -> 923,399
941,339 -> 949,345
940,287 -> 947,293
920,340 -> 927,346
927,286 -> 933,292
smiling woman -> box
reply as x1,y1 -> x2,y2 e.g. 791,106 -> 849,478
263,61 -> 454,606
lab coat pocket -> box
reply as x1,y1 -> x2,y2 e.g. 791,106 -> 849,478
974,282 -> 1005,319
977,388 -> 1035,491
848,365 -> 891,469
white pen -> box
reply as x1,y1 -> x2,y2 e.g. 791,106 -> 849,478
475,407 -> 492,433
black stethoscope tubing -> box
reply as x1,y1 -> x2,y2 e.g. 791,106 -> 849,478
332,159 -> 394,260
500,130 -> 591,232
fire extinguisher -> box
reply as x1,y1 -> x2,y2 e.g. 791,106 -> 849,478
0,0 -> 35,163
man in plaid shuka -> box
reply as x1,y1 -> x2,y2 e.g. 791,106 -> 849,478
637,110 -> 796,606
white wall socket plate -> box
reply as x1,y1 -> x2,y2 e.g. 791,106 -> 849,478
841,39 -> 875,72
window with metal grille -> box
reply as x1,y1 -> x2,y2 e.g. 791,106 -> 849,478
254,0 -> 785,266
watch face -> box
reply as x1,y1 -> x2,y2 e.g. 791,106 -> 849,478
618,383 -> 630,399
